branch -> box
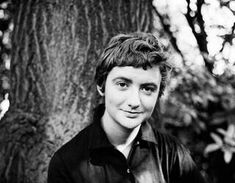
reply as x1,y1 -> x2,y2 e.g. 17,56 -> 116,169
152,4 -> 186,63
185,0 -> 214,74
219,22 -> 235,52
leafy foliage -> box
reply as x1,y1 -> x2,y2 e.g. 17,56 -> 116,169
205,124 -> 235,163
160,64 -> 235,182
153,0 -> 235,182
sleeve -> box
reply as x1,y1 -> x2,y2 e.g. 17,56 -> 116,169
171,144 -> 209,183
47,152 -> 72,183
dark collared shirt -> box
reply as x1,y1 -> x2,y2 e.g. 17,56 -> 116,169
48,109 -> 207,183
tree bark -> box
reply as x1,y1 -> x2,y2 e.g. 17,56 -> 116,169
0,0 -> 153,182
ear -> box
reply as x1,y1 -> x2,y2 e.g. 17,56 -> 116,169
97,85 -> 104,96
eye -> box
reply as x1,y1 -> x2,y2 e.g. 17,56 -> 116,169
141,86 -> 156,95
116,81 -> 128,89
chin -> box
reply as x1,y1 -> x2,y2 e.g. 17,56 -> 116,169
120,119 -> 143,129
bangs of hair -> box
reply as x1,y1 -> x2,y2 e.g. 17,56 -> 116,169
101,38 -> 167,71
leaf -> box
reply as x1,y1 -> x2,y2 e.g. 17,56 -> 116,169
224,137 -> 235,146
183,113 -> 192,125
224,151 -> 233,163
210,133 -> 223,145
227,124 -> 235,138
211,116 -> 226,125
217,128 -> 227,136
204,144 -> 221,154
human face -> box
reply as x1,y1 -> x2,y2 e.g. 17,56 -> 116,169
100,66 -> 162,131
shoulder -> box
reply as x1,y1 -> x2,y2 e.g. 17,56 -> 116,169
153,128 -> 194,168
50,123 -> 94,165
153,129 -> 202,180
154,129 -> 188,153
48,124 -> 95,182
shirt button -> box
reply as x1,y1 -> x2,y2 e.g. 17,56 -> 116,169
136,141 -> 140,145
127,168 -> 130,174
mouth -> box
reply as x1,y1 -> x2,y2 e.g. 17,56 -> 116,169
121,110 -> 142,115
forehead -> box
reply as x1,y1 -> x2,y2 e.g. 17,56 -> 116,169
106,66 -> 162,84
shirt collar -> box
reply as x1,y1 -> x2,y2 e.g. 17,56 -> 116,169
88,104 -> 114,150
139,121 -> 158,145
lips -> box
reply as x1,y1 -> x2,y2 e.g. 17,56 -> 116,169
122,109 -> 142,113
121,110 -> 142,117
126,111 -> 142,114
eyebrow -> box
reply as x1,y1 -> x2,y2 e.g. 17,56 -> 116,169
142,83 -> 158,87
112,77 -> 132,83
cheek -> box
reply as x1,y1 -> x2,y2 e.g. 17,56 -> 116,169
142,96 -> 158,113
105,88 -> 125,106
144,89 -> 160,112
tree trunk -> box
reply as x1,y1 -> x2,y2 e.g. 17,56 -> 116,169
0,0 -> 153,182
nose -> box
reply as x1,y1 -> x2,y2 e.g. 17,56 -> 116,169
127,89 -> 141,109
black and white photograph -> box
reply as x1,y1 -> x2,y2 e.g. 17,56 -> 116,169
0,0 -> 234,183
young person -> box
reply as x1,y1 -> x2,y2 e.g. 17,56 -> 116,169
48,32 -> 207,183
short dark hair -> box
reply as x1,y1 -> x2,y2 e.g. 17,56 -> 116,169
95,32 -> 171,97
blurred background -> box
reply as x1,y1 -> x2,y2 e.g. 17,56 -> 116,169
0,0 -> 234,183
